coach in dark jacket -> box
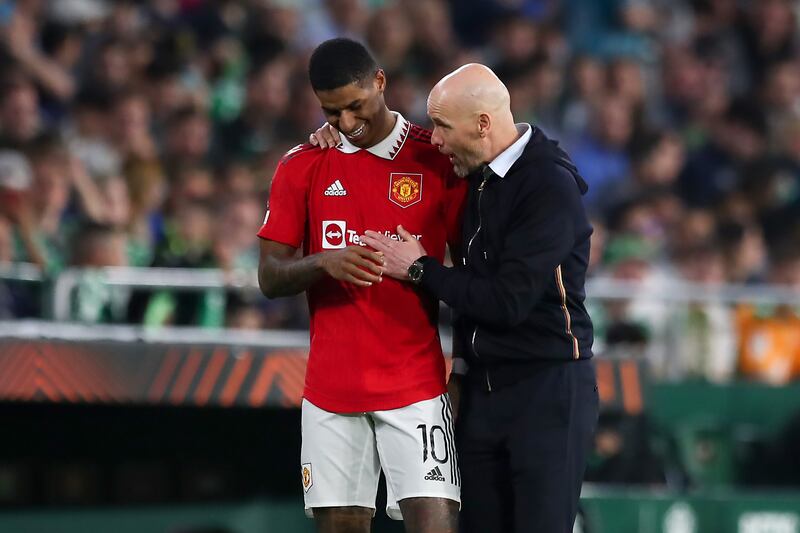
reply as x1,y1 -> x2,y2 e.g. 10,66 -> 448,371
363,63 -> 599,533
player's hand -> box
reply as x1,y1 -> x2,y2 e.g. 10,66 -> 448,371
308,123 -> 341,149
319,245 -> 385,286
361,225 -> 427,280
447,374 -> 462,422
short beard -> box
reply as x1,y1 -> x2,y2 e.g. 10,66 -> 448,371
453,163 -> 471,178
452,147 -> 483,178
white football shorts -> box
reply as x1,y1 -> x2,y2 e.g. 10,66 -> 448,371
300,393 -> 461,520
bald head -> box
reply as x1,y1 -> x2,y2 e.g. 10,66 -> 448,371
429,63 -> 512,119
427,64 -> 520,177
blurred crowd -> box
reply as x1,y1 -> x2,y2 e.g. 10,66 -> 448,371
0,0 -> 799,383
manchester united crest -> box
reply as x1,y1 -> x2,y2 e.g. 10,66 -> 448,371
301,463 -> 313,492
389,173 -> 422,208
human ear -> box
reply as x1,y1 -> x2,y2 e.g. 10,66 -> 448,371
478,113 -> 491,137
375,69 -> 386,92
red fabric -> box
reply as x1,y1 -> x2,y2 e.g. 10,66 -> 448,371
258,131 -> 467,413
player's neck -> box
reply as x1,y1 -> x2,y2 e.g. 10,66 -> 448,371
368,107 -> 397,148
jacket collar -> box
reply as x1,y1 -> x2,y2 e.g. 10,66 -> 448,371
337,112 -> 410,160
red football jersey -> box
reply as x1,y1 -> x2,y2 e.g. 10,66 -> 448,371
258,114 -> 467,413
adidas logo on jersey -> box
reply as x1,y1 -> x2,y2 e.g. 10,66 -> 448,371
424,466 -> 446,482
324,180 -> 347,196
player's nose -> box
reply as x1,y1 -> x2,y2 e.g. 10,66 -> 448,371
340,111 -> 358,133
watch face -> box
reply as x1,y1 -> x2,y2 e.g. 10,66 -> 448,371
408,261 -> 423,283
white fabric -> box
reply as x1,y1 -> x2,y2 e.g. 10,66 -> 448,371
336,112 -> 410,160
488,123 -> 532,178
300,394 -> 460,520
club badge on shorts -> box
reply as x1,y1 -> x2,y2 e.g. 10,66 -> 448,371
389,173 -> 422,208
301,463 -> 313,492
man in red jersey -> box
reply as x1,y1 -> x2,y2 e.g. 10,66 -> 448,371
257,38 -> 465,532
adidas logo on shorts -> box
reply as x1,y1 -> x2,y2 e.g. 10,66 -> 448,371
324,180 -> 347,196
424,466 -> 446,482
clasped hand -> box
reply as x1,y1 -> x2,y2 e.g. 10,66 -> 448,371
320,225 -> 427,286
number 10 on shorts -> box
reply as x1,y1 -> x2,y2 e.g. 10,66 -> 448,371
417,424 -> 449,464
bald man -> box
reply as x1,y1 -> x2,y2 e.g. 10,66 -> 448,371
312,63 -> 598,533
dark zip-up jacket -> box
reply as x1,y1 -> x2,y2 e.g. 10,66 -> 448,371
418,128 -> 593,390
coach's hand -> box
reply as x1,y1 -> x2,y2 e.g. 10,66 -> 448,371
362,225 -> 427,280
319,246 -> 384,286
309,123 -> 341,149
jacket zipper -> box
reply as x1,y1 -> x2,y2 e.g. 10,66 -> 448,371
467,174 -> 492,392
466,175 -> 488,256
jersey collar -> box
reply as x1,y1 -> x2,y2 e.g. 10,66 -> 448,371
337,112 -> 410,160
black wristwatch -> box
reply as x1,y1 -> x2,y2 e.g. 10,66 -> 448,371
408,257 -> 428,285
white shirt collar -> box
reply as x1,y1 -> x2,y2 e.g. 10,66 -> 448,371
488,123 -> 532,178
336,112 -> 410,160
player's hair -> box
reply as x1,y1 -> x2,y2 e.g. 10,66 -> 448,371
308,38 -> 378,92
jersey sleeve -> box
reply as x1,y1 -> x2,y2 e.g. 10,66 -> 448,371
443,168 -> 468,253
257,150 -> 312,248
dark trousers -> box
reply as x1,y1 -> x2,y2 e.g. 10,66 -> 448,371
457,359 -> 599,533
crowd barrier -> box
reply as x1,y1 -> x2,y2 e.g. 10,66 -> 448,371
4,264 -> 800,322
